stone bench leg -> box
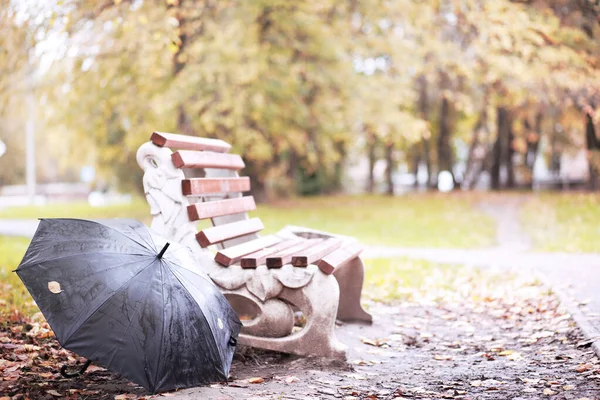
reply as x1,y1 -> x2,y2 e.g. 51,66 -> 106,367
227,272 -> 347,359
334,257 -> 373,323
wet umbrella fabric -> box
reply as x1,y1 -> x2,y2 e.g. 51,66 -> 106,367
15,218 -> 241,393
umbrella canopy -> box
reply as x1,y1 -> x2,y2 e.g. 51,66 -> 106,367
15,218 -> 241,393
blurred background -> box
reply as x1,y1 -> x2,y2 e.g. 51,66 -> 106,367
1,0 -> 599,203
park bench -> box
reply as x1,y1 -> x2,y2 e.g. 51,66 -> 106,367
136,132 -> 372,359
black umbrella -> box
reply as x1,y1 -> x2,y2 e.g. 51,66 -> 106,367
15,218 -> 241,393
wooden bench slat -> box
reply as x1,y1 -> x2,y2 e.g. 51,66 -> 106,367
151,131 -> 231,153
240,239 -> 303,269
266,239 -> 324,269
317,244 -> 363,275
188,196 -> 256,221
182,177 -> 251,195
215,235 -> 282,266
196,218 -> 264,248
172,150 -> 245,170
291,238 -> 345,267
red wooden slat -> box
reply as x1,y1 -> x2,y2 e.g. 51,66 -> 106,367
266,239 -> 323,269
196,218 -> 264,248
291,238 -> 344,267
215,235 -> 282,266
187,196 -> 256,221
317,244 -> 363,275
240,239 -> 303,269
182,177 -> 251,195
151,131 -> 231,153
171,150 -> 245,170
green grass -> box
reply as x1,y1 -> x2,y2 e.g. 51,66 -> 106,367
364,258 -> 457,302
521,193 -> 600,253
0,236 -> 36,317
255,194 -> 495,248
0,194 -> 496,248
0,197 -> 152,223
363,257 -> 527,304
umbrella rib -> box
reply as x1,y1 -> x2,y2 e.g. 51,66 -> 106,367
17,250 -> 151,270
91,219 -> 159,252
27,257 -> 158,305
165,265 -> 225,376
61,258 -> 158,346
18,237 -> 149,252
49,218 -> 158,253
163,257 -> 214,285
152,261 -> 167,390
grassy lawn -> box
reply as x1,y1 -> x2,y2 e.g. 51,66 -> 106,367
521,192 -> 600,253
0,236 -> 37,318
255,194 -> 496,248
0,193 -> 496,248
362,257 -> 527,304
0,197 -> 152,223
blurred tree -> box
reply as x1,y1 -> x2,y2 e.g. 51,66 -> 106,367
17,0 -> 600,196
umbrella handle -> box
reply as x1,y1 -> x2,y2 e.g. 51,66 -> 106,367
60,359 -> 92,378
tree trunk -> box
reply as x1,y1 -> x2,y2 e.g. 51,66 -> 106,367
385,140 -> 394,195
366,127 -> 377,193
437,94 -> 454,182
417,74 -> 431,187
525,113 -> 543,189
410,143 -> 421,188
464,105 -> 488,189
491,107 -> 512,190
506,113 -> 515,188
586,111 -> 600,190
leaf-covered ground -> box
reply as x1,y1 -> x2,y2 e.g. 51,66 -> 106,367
2,262 -> 599,400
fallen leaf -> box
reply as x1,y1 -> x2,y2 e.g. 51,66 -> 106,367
498,350 -> 515,356
285,375 -> 299,384
563,385 -> 575,390
248,377 -> 264,384
87,365 -> 106,372
433,354 -> 452,361
523,388 -> 537,393
543,388 -> 556,395
470,380 -> 481,387
48,281 -> 63,294
114,394 -> 137,399
575,363 -> 593,373
520,378 -> 540,384
361,337 -> 389,347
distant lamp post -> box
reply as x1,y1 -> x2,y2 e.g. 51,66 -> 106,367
26,85 -> 36,204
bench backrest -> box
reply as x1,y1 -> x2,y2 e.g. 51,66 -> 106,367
149,131 -> 262,249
